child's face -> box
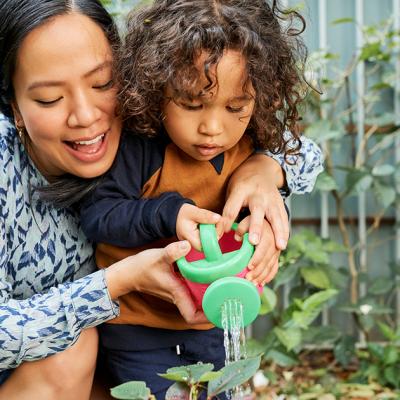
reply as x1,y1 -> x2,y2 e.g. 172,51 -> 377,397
162,50 -> 255,161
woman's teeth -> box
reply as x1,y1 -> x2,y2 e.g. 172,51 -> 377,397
70,134 -> 105,153
74,134 -> 104,145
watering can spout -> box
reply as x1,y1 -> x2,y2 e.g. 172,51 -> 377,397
176,223 -> 262,329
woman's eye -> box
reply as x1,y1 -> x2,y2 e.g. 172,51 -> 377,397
227,106 -> 245,113
93,80 -> 114,90
35,98 -> 62,106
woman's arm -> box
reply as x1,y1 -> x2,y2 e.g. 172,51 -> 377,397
222,135 -> 324,248
0,228 -> 118,370
0,224 -> 203,370
220,135 -> 324,285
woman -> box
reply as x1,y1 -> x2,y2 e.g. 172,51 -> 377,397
0,1 -> 323,399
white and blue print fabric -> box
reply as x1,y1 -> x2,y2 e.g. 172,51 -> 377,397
0,115 -> 119,371
265,131 -> 324,196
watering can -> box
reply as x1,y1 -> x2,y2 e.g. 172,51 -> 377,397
176,223 -> 262,329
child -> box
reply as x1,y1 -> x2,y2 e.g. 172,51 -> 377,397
80,0 -> 314,397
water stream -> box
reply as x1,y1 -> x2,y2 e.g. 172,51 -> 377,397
221,299 -> 249,399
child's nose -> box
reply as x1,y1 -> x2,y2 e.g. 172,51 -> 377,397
198,114 -> 223,136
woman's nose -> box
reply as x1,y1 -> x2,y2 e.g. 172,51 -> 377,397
67,91 -> 101,128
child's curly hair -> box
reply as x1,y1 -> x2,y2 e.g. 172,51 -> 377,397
118,0 -> 307,156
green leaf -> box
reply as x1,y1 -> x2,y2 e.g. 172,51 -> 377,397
110,382 -> 151,400
359,41 -> 382,61
315,172 -> 339,192
274,327 -> 302,351
373,182 -> 396,209
207,356 -> 261,397
291,308 -> 321,329
302,289 -> 338,310
383,345 -> 399,365
384,365 -> 400,388
245,338 -> 267,358
197,371 -> 222,382
304,120 -> 344,144
302,325 -> 341,344
265,349 -> 298,367
334,335 -> 357,367
377,321 -> 397,341
359,314 -> 376,332
273,264 -> 299,289
165,382 -> 190,400
322,240 -> 348,253
344,169 -> 372,196
331,17 -> 354,24
259,286 -> 277,315
372,164 -> 395,176
367,342 -> 385,360
368,277 -> 394,295
325,266 -> 349,289
300,266 -> 332,289
158,363 -> 214,384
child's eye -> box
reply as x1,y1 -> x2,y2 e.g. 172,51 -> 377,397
227,106 -> 244,113
93,80 -> 114,90
35,98 -> 62,106
180,103 -> 203,111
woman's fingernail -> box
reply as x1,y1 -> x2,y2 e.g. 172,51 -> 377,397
246,273 -> 253,280
213,214 -> 221,222
179,241 -> 189,249
261,280 -> 266,286
248,264 -> 254,270
278,239 -> 287,249
250,233 -> 259,244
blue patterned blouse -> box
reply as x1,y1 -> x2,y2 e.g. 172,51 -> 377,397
0,115 -> 119,371
0,113 -> 323,372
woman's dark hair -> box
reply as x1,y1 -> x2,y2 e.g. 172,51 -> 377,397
118,0 -> 307,157
0,0 -> 120,208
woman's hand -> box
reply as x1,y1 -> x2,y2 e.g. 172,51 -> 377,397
235,216 -> 280,285
219,154 -> 289,250
176,203 -> 221,251
105,241 -> 208,325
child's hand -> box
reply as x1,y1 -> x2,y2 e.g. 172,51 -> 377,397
235,216 -> 280,286
176,204 -> 221,251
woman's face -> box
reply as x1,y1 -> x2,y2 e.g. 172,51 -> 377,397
12,13 -> 121,179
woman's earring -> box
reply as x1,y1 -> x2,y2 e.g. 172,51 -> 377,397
15,123 -> 26,141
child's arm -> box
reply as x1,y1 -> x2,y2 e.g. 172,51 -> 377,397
80,135 -> 218,247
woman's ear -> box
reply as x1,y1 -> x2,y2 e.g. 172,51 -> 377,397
11,101 -> 24,128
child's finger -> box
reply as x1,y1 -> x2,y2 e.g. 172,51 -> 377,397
193,208 -> 221,224
262,259 -> 280,284
246,254 -> 279,285
246,251 -> 275,283
182,229 -> 202,251
235,217 -> 249,241
246,219 -> 275,269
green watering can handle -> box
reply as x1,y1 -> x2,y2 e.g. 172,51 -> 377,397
199,224 -> 222,261
176,223 -> 254,284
